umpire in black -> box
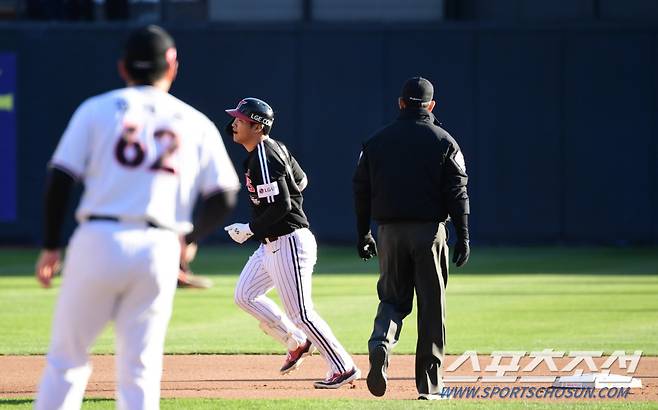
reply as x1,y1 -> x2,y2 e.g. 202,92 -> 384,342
353,77 -> 470,400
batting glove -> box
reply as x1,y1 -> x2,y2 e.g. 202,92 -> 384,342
224,223 -> 254,244
357,232 -> 378,260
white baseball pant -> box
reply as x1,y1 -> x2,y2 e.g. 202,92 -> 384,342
35,221 -> 179,410
234,228 -> 354,375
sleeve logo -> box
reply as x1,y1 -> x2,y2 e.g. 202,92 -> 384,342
454,150 -> 466,173
256,181 -> 279,198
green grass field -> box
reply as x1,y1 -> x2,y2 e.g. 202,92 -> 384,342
1,398 -> 656,409
1,246 -> 657,408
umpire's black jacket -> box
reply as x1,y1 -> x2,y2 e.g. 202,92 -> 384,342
353,107 -> 469,236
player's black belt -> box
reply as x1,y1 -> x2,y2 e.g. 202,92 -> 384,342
260,227 -> 297,244
87,215 -> 162,229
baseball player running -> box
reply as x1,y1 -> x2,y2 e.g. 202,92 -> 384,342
34,25 -> 240,409
224,97 -> 360,388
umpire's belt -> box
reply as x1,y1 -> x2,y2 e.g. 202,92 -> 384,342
87,215 -> 164,229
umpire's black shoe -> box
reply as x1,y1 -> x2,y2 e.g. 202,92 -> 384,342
367,345 -> 388,397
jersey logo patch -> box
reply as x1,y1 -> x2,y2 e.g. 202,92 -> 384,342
245,171 -> 255,193
257,181 -> 279,198
454,150 -> 466,173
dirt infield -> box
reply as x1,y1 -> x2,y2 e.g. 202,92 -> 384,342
1,355 -> 656,401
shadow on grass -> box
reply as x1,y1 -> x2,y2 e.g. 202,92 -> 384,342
2,246 -> 658,277
0,400 -> 32,406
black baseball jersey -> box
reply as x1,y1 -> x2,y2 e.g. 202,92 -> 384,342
243,137 -> 309,240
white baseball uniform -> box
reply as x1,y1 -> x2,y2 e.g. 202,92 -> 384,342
231,138 -> 355,377
35,85 -> 240,410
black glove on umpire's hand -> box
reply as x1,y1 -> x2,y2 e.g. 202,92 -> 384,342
453,239 -> 470,267
357,232 -> 377,260
452,214 -> 470,267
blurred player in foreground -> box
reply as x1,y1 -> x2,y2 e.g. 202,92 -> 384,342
34,25 -> 239,409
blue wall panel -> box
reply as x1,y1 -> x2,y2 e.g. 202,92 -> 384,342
0,53 -> 17,223
460,0 -> 594,21
564,33 -> 653,242
599,0 -> 658,21
654,37 -> 658,243
1,25 -> 657,245
298,30 -> 384,240
476,32 -> 562,242
520,1 -> 594,20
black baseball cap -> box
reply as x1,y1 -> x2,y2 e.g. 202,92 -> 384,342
124,25 -> 176,75
400,76 -> 434,103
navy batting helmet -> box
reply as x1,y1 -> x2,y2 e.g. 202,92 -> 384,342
225,98 -> 274,129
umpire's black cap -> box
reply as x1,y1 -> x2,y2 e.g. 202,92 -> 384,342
124,25 -> 176,79
401,76 -> 434,103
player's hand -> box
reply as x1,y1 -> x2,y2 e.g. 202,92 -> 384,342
452,239 -> 470,267
179,236 -> 198,264
357,232 -> 377,260
224,223 -> 254,244
178,263 -> 214,289
35,249 -> 61,288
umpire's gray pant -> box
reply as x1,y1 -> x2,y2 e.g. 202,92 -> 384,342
368,221 -> 448,395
